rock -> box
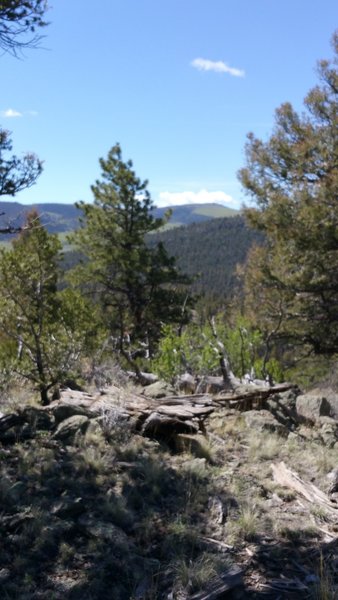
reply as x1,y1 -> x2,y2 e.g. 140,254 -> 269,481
21,406 -> 54,430
51,496 -> 86,518
296,393 -> 332,424
142,380 -> 176,399
309,388 -> 338,420
177,373 -> 196,394
182,457 -> 207,473
141,412 -> 199,440
244,409 -> 288,436
84,418 -> 108,444
46,390 -> 98,417
52,415 -> 90,443
127,371 -> 159,385
48,403 -> 94,424
0,476 -> 26,504
0,407 -> 54,443
197,376 -> 226,394
327,468 -> 338,494
317,416 -> 338,448
0,568 -> 10,583
266,392 -> 298,429
78,515 -> 130,546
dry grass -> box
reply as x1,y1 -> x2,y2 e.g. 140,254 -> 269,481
1,380 -> 338,599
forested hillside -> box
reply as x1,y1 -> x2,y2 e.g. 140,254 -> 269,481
149,215 -> 264,299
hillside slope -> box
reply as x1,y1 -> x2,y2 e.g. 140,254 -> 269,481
0,200 -> 261,301
0,382 -> 337,599
149,215 -> 264,299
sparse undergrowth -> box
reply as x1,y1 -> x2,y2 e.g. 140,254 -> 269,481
0,386 -> 337,599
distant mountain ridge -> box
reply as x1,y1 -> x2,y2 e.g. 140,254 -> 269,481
0,201 -> 239,234
153,203 -> 239,227
0,201 -> 80,234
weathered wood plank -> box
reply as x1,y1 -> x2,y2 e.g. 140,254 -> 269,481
271,461 -> 338,517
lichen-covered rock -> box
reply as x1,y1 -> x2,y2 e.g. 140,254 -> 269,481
142,380 -> 176,399
244,409 -> 288,436
309,388 -> 338,420
317,416 -> 338,448
48,402 -> 94,424
177,373 -> 196,394
52,415 -> 90,443
296,393 -> 332,424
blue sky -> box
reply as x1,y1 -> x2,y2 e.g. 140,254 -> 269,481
1,0 -> 337,208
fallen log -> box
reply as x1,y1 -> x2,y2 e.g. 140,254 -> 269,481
156,404 -> 214,419
154,394 -> 214,406
214,383 -> 297,411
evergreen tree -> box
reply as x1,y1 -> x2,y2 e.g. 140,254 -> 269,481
0,129 -> 42,202
238,31 -> 338,356
0,0 -> 48,55
72,144 -> 192,373
0,212 -> 93,404
0,2 -> 46,230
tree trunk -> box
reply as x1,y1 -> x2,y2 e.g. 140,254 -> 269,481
40,385 -> 50,406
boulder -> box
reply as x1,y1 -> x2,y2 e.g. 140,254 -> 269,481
196,376 -> 225,394
182,457 -> 207,473
20,406 -> 54,430
266,389 -> 299,429
51,496 -> 86,519
308,388 -> 338,420
327,468 -> 338,494
48,402 -> 94,424
177,373 -> 196,394
244,409 -> 288,436
296,393 -> 332,424
142,380 -> 176,399
0,408 -> 54,443
52,415 -> 90,443
78,515 -> 130,547
317,416 -> 338,448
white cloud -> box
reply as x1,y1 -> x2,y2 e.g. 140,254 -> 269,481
191,58 -> 245,77
1,108 -> 23,118
158,189 -> 236,207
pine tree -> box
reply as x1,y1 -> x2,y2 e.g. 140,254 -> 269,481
0,212 -> 92,404
238,31 -> 338,356
0,0 -> 48,55
72,144 -> 192,373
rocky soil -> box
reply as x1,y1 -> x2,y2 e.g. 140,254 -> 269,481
0,380 -> 338,599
